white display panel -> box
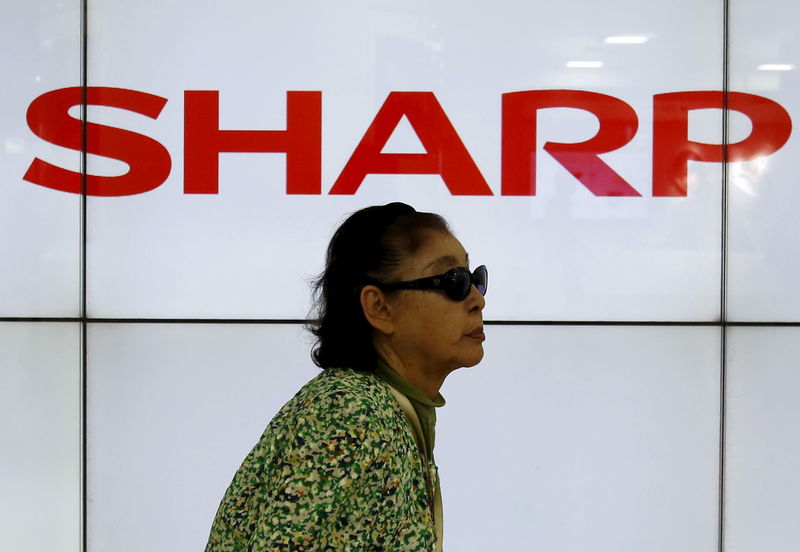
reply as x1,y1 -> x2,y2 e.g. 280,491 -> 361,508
86,323 -> 318,552
87,323 -> 720,552
438,324 -> 721,552
728,0 -> 800,321
83,0 -> 728,321
0,322 -> 80,552
725,327 -> 800,551
0,1 -> 81,316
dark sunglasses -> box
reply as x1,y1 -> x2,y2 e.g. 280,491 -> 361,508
370,265 -> 488,301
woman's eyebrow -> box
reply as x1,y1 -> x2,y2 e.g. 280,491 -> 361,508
423,253 -> 469,272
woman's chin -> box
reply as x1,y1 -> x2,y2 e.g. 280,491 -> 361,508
459,346 -> 485,368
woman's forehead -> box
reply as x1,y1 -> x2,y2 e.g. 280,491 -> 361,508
412,232 -> 469,273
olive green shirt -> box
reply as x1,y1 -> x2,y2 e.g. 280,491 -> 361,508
373,358 -> 446,462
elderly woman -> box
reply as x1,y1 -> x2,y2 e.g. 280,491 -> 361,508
204,202 -> 487,551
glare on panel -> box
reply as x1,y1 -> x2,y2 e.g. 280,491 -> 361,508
730,157 -> 769,198
604,35 -> 648,44
566,60 -> 603,68
757,63 -> 794,71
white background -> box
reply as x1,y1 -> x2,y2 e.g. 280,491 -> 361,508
2,0 -> 799,551
0,323 -> 80,552
0,0 -> 81,317
725,327 -> 800,550
728,0 -> 800,321
87,323 -> 720,552
81,0 -> 725,321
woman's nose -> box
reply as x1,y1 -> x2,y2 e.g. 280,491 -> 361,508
466,284 -> 485,312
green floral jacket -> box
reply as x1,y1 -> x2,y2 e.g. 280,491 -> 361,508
204,367 -> 440,551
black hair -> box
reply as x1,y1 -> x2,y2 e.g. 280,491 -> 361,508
307,202 -> 451,371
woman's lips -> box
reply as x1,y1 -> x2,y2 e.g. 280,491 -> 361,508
466,327 -> 485,341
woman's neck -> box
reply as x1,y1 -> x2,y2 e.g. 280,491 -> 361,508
374,341 -> 448,400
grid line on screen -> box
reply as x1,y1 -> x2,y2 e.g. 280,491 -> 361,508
6,0 -> 798,550
718,3 -> 731,551
3,317 -> 800,327
80,1 -> 89,552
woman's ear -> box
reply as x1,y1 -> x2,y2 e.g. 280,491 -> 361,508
360,285 -> 395,335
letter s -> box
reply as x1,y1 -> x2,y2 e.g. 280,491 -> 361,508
24,87 -> 171,196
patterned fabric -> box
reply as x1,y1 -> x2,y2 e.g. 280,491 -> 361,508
204,367 -> 439,551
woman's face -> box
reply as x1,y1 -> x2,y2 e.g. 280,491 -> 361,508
385,230 -> 486,374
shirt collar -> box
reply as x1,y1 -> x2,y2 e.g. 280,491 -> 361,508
374,357 -> 446,407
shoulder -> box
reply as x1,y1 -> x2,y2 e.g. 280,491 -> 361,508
206,369 -> 406,550
258,367 -> 405,449
277,368 -> 404,442
205,368 -> 426,551
290,367 -> 398,419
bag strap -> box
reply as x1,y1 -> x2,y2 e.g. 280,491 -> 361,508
387,384 -> 426,456
386,383 -> 444,552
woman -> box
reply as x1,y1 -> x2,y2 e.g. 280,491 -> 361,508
204,202 -> 487,551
